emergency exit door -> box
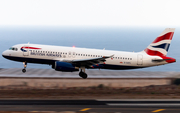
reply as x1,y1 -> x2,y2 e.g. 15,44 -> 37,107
137,54 -> 143,65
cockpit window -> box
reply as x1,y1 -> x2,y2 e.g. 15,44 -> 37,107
9,47 -> 18,51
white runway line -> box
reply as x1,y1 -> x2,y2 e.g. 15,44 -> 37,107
107,103 -> 180,106
97,99 -> 180,101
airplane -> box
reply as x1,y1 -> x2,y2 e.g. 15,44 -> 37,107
2,28 -> 176,79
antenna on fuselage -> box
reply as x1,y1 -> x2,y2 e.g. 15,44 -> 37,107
103,48 -> 105,50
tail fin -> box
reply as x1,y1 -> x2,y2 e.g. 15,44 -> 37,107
144,28 -> 175,56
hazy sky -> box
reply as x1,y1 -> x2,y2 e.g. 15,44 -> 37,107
0,0 -> 179,27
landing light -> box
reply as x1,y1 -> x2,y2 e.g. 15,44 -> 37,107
72,46 -> 75,48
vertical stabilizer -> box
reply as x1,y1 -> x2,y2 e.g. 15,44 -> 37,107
144,28 -> 175,56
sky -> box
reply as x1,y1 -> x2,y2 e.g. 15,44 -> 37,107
0,0 -> 180,27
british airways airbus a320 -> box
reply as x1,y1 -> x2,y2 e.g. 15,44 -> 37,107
2,28 -> 176,79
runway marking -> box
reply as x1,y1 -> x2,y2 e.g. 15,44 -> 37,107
97,99 -> 180,101
107,103 -> 180,106
152,109 -> 165,112
80,108 -> 91,111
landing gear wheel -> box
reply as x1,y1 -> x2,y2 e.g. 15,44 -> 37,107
79,71 -> 88,79
22,69 -> 26,73
82,73 -> 87,79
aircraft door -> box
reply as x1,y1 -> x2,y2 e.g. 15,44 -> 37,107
137,54 -> 143,65
23,46 -> 29,56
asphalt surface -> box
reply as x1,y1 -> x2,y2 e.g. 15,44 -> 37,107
1,99 -> 180,112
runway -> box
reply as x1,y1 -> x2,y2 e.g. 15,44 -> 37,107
1,99 -> 180,112
0,68 -> 178,78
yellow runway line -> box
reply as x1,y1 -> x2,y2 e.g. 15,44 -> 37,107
152,109 -> 165,112
80,108 -> 91,111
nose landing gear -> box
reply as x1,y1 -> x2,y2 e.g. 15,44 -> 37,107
22,62 -> 27,73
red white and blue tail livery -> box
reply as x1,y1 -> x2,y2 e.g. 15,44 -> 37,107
2,28 -> 176,79
143,28 -> 176,63
144,28 -> 174,56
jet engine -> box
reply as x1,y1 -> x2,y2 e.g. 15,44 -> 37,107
53,61 -> 79,72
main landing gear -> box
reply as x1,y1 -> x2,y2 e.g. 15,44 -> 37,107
79,67 -> 88,79
22,62 -> 27,73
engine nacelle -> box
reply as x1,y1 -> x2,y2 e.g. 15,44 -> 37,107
54,61 -> 79,72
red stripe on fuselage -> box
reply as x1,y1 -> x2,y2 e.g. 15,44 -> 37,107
22,47 -> 41,49
153,32 -> 174,43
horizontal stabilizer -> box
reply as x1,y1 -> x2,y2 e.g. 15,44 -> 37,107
152,56 -> 176,63
152,59 -> 174,62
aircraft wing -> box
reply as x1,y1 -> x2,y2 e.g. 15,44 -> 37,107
62,55 -> 114,67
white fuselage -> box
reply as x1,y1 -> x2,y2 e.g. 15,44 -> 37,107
2,44 -> 167,70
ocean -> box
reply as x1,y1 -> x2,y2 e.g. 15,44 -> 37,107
0,26 -> 179,72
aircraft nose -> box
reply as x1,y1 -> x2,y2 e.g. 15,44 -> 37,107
2,50 -> 8,57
